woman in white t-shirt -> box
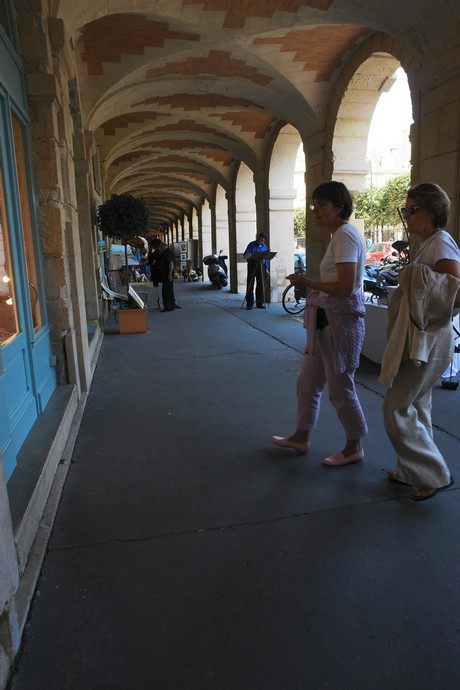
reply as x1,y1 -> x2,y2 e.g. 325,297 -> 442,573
382,183 -> 460,501
272,181 -> 368,466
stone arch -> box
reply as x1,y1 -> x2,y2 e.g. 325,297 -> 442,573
327,33 -> 416,196
333,53 -> 401,194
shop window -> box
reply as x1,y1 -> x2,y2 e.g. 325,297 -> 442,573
0,158 -> 18,343
12,115 -> 43,331
0,0 -> 15,47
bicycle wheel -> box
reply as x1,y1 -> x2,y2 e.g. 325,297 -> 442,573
282,283 -> 307,314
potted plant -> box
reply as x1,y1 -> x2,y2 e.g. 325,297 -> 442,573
96,193 -> 150,333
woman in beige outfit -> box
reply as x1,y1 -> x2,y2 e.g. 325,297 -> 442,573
381,183 -> 460,501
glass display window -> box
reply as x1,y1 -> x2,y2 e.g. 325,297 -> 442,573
0,157 -> 18,343
12,114 -> 43,331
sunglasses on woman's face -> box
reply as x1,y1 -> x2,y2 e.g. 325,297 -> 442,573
400,206 -> 421,216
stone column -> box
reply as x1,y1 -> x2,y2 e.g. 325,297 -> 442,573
253,170 -> 271,299
235,163 -> 256,294
215,187 -> 228,256
16,8 -> 92,391
269,186 -> 297,303
409,62 -> 460,246
201,201 -> 212,261
304,132 -> 334,280
226,190 -> 237,292
196,205 -> 203,276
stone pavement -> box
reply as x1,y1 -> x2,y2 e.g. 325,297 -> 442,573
8,280 -> 460,690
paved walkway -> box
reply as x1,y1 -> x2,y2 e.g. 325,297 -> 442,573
9,281 -> 460,690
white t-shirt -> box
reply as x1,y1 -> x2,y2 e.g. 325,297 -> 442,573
319,222 -> 365,290
413,229 -> 460,269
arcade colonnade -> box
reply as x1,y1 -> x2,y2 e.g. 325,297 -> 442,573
1,1 -> 460,685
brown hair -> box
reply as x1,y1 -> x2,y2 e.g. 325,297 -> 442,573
407,183 -> 450,228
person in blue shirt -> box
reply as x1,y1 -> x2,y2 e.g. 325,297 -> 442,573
244,232 -> 269,309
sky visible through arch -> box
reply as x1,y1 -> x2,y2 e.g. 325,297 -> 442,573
367,67 -> 413,173
295,68 -> 413,203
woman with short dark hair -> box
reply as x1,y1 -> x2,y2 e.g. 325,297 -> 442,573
272,180 -> 368,466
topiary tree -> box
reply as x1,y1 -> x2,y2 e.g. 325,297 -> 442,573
96,193 -> 149,294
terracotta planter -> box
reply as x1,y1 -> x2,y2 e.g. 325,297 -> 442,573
117,308 -> 148,334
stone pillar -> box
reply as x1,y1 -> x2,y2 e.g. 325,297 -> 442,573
201,201 -> 212,260
268,187 -> 297,302
409,63 -> 460,245
190,208 -> 199,240
235,163 -> 256,294
196,206 -> 203,276
16,7 -> 90,391
183,214 -> 191,240
73,127 -> 101,325
304,131 -> 334,280
215,187 -> 228,255
226,190 -> 237,292
210,195 -> 217,257
253,170 -> 271,299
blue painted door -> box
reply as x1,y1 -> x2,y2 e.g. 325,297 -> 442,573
1,38 -> 56,481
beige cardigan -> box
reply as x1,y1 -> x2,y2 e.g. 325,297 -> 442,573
379,264 -> 460,387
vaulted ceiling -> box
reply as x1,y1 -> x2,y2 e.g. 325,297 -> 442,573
52,0 -> 460,229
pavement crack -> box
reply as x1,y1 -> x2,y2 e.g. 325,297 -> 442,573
218,305 -> 305,353
48,496 -> 402,554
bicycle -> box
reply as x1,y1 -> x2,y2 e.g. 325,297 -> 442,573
282,279 -> 309,314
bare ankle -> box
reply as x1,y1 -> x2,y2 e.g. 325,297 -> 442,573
290,430 -> 308,443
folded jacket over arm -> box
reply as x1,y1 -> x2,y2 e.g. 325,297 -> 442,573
379,264 -> 460,387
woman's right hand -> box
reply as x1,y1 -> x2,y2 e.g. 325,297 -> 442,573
286,272 -> 304,285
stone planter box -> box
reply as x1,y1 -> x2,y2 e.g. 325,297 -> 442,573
118,308 -> 148,334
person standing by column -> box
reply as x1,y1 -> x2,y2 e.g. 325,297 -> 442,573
148,239 -> 163,310
244,232 -> 269,309
151,238 -> 176,312
272,181 -> 368,465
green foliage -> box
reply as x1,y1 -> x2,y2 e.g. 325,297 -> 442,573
381,174 -> 411,227
294,207 -> 306,238
355,173 -> 410,232
96,194 -> 149,243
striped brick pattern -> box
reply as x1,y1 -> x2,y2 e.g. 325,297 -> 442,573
69,1 -> 389,227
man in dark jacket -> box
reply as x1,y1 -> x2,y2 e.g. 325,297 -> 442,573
243,232 -> 269,309
150,238 -> 176,311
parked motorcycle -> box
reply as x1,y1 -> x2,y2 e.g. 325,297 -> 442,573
203,251 -> 228,289
363,240 -> 409,303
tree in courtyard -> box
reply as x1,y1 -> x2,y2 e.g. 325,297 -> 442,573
355,173 -> 410,236
294,207 -> 306,238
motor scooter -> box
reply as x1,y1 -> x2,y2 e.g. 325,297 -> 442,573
363,240 -> 409,302
203,251 -> 228,288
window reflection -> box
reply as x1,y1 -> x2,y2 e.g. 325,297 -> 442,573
12,115 -> 43,331
0,3 -> 12,43
0,160 -> 19,343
